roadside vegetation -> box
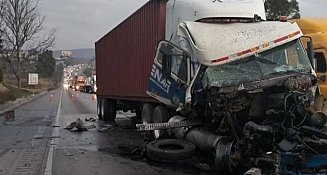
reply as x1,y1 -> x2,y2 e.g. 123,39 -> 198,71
0,0 -> 58,105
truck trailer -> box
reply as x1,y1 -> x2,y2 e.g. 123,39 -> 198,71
96,0 -> 327,174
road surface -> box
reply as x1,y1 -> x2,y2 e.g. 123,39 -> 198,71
0,88 -> 208,175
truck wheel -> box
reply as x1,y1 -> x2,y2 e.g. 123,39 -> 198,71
142,103 -> 153,124
97,98 -> 102,120
147,139 -> 195,162
152,106 -> 169,139
142,103 -> 154,141
102,99 -> 116,122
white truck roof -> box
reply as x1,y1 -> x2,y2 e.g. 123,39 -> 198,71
177,21 -> 303,66
166,0 -> 266,40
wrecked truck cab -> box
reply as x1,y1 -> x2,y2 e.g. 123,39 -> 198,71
146,19 -> 327,174
203,39 -> 313,91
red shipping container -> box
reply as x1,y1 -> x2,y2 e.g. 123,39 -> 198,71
96,0 -> 167,102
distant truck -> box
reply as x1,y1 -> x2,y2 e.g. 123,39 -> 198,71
74,76 -> 85,91
90,75 -> 97,93
81,75 -> 96,93
96,0 -> 327,174
295,18 -> 327,95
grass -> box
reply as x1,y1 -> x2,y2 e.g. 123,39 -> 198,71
0,83 -> 32,105
0,74 -> 55,105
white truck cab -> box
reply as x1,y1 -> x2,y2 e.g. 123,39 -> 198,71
144,0 -> 325,174
166,0 -> 266,40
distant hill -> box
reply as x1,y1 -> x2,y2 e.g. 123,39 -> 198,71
53,48 -> 95,60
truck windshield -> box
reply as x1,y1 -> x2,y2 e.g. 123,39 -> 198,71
205,39 -> 312,87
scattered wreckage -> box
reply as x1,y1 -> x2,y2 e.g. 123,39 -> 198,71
139,72 -> 327,174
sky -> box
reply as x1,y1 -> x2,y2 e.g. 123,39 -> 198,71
39,0 -> 327,50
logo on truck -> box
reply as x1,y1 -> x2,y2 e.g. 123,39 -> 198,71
150,65 -> 171,93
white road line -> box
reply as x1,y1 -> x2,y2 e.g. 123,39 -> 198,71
44,88 -> 63,175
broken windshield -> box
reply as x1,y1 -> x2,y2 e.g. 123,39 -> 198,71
205,39 -> 312,88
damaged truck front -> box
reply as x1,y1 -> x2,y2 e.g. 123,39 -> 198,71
144,2 -> 327,174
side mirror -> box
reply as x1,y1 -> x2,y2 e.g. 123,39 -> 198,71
302,36 -> 316,71
160,44 -> 173,79
307,40 -> 315,67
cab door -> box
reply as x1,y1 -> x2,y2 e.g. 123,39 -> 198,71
315,49 -> 327,95
147,41 -> 191,107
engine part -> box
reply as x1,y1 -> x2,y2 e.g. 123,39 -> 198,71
146,139 -> 195,162
185,128 -> 223,151
170,116 -> 222,151
278,139 -> 297,152
283,75 -> 312,91
310,112 -> 327,128
243,121 -> 273,136
215,138 -> 240,174
300,126 -> 327,139
266,93 -> 292,112
243,168 -> 262,175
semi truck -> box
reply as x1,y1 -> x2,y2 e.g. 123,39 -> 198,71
295,18 -> 327,95
81,75 -> 96,93
74,75 -> 86,91
96,0 -> 327,174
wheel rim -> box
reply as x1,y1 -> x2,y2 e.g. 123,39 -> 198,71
101,100 -> 104,118
97,100 -> 100,116
154,130 -> 160,139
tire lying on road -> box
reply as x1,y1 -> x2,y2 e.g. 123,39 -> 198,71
147,139 -> 196,162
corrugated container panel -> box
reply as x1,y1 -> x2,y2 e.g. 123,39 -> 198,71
96,0 -> 167,102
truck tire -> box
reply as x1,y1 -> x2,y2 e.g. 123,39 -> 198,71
142,103 -> 154,124
147,139 -> 195,162
152,106 -> 169,139
101,99 -> 116,122
97,98 -> 102,120
142,103 -> 154,141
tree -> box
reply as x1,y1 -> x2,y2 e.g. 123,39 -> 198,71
36,50 -> 55,78
83,67 -> 94,77
265,0 -> 301,21
0,0 -> 5,50
1,0 -> 56,88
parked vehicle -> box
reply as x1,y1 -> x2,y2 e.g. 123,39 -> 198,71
295,18 -> 327,95
96,0 -> 327,174
68,78 -> 75,89
81,77 -> 92,93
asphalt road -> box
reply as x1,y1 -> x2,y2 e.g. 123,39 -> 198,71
0,88 -> 208,175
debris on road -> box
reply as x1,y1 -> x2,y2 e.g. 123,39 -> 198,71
2,110 -> 15,121
146,139 -> 195,163
63,150 -> 74,156
85,117 -> 96,122
65,118 -> 87,131
34,136 -> 60,139
78,148 -> 87,154
85,124 -> 96,130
